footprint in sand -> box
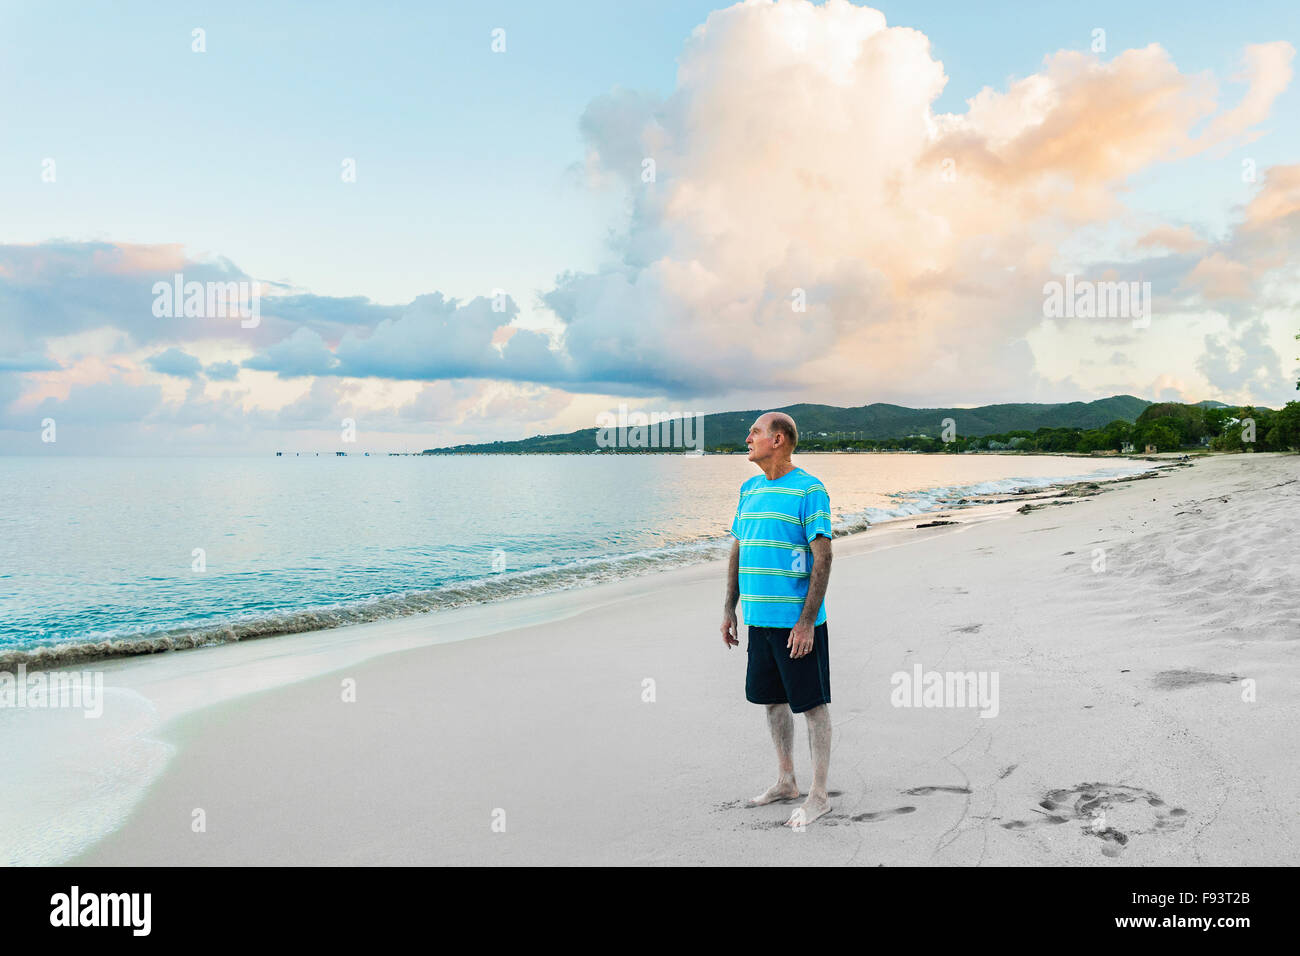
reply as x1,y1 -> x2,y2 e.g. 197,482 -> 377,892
835,786 -> 967,826
1001,815 -> 1070,828
786,804 -> 920,827
1151,670 -> 1240,690
1000,783 -> 1188,857
850,806 -> 917,823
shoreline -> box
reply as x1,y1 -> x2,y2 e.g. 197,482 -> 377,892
23,452 -> 1297,866
2,455 -> 1163,674
4,459 -> 1163,866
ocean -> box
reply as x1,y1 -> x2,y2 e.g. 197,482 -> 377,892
0,453 -> 1153,666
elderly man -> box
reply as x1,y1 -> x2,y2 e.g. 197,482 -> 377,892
721,411 -> 834,826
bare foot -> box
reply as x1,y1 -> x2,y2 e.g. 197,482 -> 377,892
749,778 -> 800,806
785,792 -> 832,827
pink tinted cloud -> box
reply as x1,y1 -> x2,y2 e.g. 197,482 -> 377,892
90,243 -> 189,275
563,1 -> 1295,401
1136,226 -> 1207,254
1200,41 -> 1295,150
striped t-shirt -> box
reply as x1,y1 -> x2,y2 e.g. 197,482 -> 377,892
729,466 -> 832,627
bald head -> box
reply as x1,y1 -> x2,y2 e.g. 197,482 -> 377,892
763,412 -> 798,452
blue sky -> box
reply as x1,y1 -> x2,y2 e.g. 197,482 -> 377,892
1,0 -> 1297,452
5,0 -> 1296,303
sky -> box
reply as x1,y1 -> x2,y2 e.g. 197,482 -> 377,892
1,0 -> 1298,454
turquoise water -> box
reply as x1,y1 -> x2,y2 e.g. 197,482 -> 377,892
0,453 -> 1151,664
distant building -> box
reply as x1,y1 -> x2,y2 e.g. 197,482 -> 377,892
1145,444 -> 1157,453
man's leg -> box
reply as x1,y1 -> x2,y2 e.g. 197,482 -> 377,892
748,703 -> 800,805
786,704 -> 832,825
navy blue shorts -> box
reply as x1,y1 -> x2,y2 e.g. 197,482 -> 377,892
745,622 -> 831,714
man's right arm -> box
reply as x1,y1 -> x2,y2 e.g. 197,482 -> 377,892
721,538 -> 740,647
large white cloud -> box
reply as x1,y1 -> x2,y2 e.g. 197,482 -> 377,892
548,0 -> 1296,402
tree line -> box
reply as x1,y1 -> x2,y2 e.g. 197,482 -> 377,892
711,401 -> 1300,455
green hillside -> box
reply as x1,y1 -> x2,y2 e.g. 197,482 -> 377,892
423,395 -> 1154,453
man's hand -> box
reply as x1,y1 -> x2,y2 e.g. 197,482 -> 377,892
787,620 -> 814,659
722,538 -> 741,648
721,609 -> 739,648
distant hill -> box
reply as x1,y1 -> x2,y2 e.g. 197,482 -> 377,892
423,395 -> 1155,453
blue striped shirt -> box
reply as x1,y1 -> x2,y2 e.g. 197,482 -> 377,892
729,466 -> 832,627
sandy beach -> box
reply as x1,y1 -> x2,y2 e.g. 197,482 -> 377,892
62,451 -> 1297,866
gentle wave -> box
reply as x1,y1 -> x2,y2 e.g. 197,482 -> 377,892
1,464 -> 1157,671
0,539 -> 734,670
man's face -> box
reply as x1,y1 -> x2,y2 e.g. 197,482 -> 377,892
746,416 -> 777,463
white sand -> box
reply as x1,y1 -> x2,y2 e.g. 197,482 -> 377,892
65,452 -> 1299,865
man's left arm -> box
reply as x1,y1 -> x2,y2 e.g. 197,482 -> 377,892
789,535 -> 832,659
